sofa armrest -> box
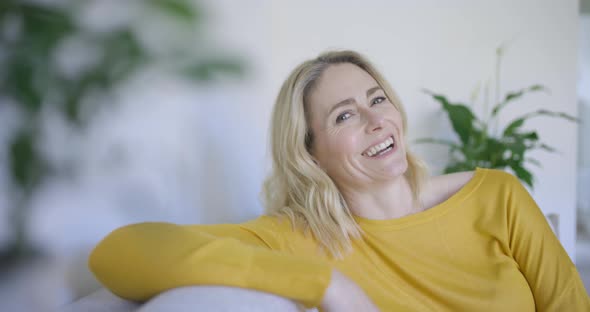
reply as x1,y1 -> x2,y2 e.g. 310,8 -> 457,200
59,288 -> 138,312
60,286 -> 316,312
139,286 -> 310,312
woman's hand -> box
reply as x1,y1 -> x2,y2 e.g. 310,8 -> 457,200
320,269 -> 380,312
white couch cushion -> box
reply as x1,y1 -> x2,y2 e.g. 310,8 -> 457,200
61,287 -> 316,312
139,286 -> 308,312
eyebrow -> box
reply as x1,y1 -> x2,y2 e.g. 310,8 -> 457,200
326,86 -> 383,118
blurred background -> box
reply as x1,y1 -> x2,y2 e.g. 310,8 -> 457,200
0,0 -> 588,311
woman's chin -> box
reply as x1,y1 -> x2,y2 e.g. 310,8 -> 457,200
383,158 -> 408,178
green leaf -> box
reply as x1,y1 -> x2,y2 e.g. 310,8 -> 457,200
481,137 -> 507,167
183,59 -> 243,81
60,69 -> 110,123
20,3 -> 75,53
443,103 -> 475,145
532,109 -> 579,122
505,140 -> 526,158
444,162 -> 475,174
526,157 -> 542,168
536,143 -> 557,153
503,109 -> 577,141
510,164 -> 534,188
0,1 -> 15,13
147,0 -> 199,22
502,118 -> 524,136
520,131 -> 538,141
490,84 -> 549,117
4,60 -> 42,113
512,109 -> 578,124
9,129 -> 44,189
423,89 -> 476,145
102,30 -> 146,84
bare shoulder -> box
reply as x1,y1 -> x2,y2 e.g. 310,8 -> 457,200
422,170 -> 476,209
432,170 -> 476,187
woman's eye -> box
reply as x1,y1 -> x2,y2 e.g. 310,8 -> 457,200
372,96 -> 386,105
336,112 -> 352,123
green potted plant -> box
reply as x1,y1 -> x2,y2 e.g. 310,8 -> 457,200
417,46 -> 577,188
0,0 -> 243,268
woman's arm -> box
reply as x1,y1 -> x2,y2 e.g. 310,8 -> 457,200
504,174 -> 590,311
88,217 -> 332,309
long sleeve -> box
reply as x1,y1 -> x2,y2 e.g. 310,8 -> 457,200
504,174 -> 590,311
88,217 -> 332,308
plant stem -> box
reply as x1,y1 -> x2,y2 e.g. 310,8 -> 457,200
12,197 -> 29,257
10,189 -> 33,257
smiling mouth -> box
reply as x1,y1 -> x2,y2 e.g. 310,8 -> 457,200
363,136 -> 395,157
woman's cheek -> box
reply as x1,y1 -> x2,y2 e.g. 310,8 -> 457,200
325,125 -> 360,155
337,130 -> 360,155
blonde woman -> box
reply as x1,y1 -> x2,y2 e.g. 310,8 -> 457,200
89,50 -> 590,311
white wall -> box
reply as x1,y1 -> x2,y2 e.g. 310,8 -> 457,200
269,0 -> 579,258
579,15 -> 590,168
578,15 -> 590,229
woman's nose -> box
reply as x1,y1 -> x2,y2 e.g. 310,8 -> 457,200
364,109 -> 384,133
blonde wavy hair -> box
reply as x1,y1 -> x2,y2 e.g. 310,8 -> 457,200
262,50 -> 428,258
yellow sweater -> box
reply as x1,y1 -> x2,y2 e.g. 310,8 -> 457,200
89,168 -> 590,311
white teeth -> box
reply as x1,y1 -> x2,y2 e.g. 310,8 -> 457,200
365,136 -> 394,157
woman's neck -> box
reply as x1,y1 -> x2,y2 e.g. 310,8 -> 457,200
340,175 -> 422,220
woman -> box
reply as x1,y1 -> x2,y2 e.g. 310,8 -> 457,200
89,50 -> 589,311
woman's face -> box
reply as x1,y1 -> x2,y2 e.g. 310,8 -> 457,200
307,63 -> 408,188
